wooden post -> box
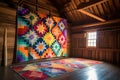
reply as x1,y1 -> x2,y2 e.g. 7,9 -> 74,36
4,27 -> 7,67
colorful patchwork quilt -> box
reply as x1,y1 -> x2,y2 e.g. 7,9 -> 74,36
11,58 -> 102,80
17,7 -> 67,62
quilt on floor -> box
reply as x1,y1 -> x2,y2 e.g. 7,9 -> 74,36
11,58 -> 102,80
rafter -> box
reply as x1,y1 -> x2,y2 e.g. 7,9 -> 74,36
78,9 -> 106,22
77,0 -> 109,22
71,19 -> 120,30
77,0 -> 109,10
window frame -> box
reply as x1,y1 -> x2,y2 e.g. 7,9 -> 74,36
86,31 -> 97,48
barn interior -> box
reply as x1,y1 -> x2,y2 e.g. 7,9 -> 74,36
0,0 -> 120,80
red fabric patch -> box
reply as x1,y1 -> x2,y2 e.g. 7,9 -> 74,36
21,70 -> 48,80
18,26 -> 29,36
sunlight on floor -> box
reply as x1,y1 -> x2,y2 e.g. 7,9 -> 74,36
87,69 -> 98,80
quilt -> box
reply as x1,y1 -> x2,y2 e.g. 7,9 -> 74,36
11,58 -> 102,80
17,7 -> 67,62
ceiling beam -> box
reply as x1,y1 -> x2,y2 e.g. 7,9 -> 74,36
77,0 -> 109,10
77,0 -> 108,22
71,18 -> 120,30
78,9 -> 106,22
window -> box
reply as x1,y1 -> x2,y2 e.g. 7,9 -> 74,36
87,32 -> 97,47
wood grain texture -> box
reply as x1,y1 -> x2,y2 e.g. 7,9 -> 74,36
77,0 -> 109,10
71,19 -> 120,32
71,28 -> 120,65
78,9 -> 106,22
0,23 -> 16,66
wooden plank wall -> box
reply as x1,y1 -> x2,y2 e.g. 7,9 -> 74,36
0,26 -> 4,65
0,24 -> 16,66
66,24 -> 71,57
71,28 -> 120,65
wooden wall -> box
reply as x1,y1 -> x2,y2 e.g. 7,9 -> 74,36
0,5 -> 16,66
67,24 -> 71,57
0,24 -> 16,65
71,27 -> 120,65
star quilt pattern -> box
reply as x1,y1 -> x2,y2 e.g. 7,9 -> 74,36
17,7 -> 67,62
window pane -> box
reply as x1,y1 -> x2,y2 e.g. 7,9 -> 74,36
88,34 -> 91,39
94,43 -> 96,46
93,35 -> 96,39
91,42 -> 94,46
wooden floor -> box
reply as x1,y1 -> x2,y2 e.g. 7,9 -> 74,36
0,63 -> 120,80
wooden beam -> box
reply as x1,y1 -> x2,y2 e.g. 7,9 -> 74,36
78,9 -> 106,22
77,0 -> 108,22
71,19 -> 120,30
77,0 -> 109,10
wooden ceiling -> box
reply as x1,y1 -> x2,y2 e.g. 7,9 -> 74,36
0,0 -> 120,28
52,0 -> 120,25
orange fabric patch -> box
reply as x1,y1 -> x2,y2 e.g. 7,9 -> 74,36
17,47 -> 28,57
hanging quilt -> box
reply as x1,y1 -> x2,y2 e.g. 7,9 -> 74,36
17,7 -> 68,62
